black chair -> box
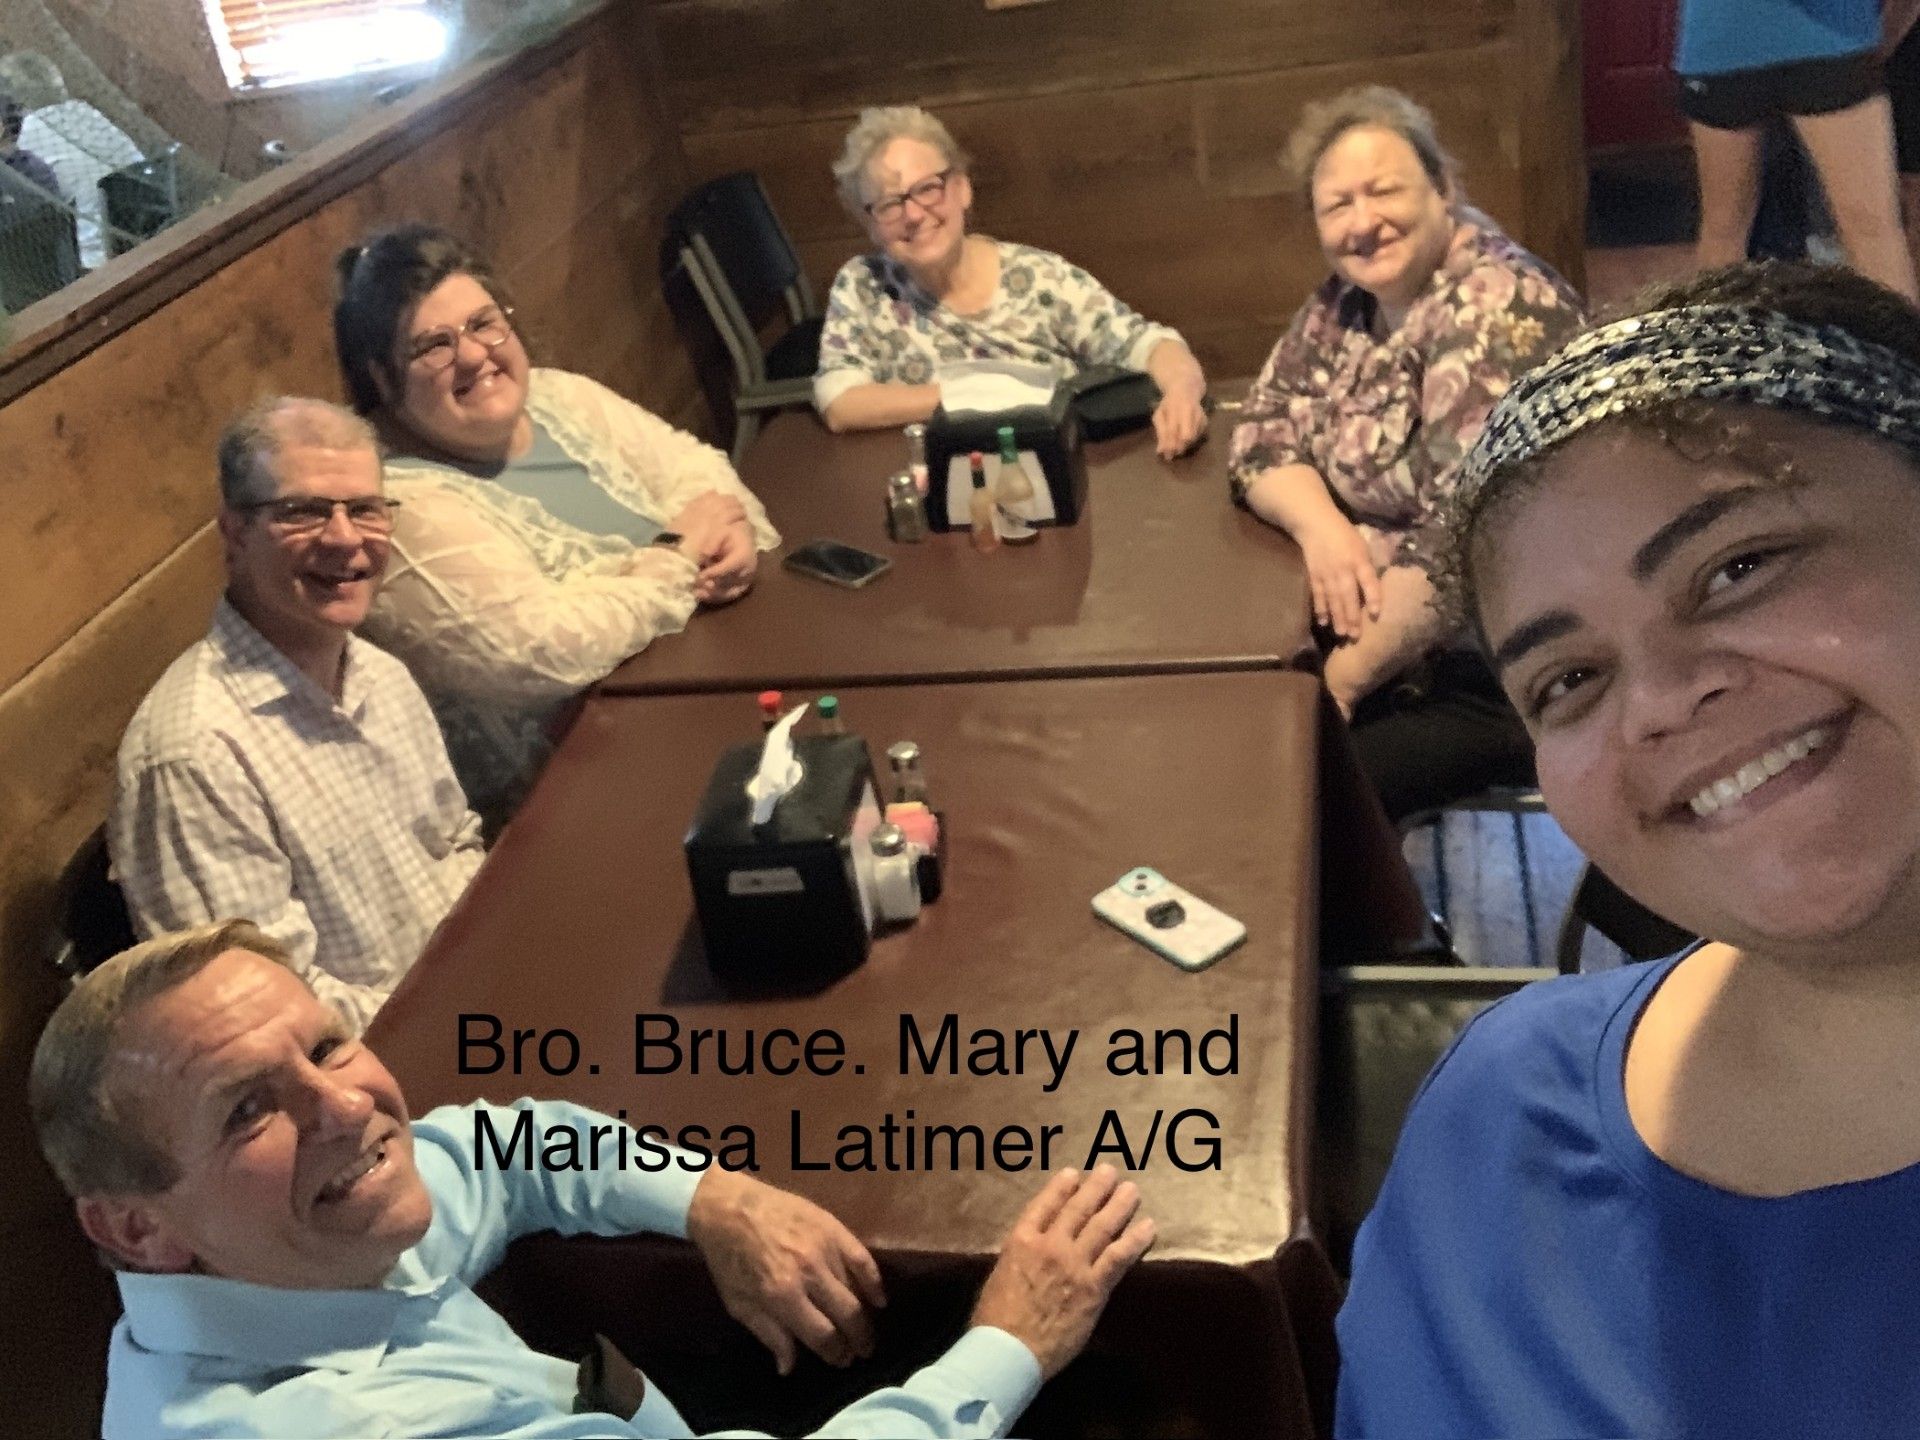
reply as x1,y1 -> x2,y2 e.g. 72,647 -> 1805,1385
1317,963 -> 1545,1268
1555,864 -> 1695,973
1401,785 -> 1551,965
48,827 -> 136,983
0,185 -> 80,312
100,144 -> 181,259
662,173 -> 822,462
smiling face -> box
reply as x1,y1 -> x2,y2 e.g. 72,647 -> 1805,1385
220,441 -> 389,653
388,271 -> 531,462
1475,412 -> 1920,952
862,136 -> 972,279
78,950 -> 431,1290
1310,125 -> 1455,315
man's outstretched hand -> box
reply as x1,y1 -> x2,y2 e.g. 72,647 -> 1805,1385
970,1165 -> 1156,1379
687,1169 -> 887,1374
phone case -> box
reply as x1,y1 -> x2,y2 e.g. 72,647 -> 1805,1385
1092,867 -> 1247,971
782,541 -> 892,589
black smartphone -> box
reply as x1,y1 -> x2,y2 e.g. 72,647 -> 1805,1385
783,539 -> 893,589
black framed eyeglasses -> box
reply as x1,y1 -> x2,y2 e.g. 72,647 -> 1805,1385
237,496 -> 401,537
865,169 -> 954,225
405,305 -> 515,373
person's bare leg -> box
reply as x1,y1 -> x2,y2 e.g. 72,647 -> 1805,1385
1794,95 -> 1920,299
1691,121 -> 1765,270
1899,171 -> 1920,276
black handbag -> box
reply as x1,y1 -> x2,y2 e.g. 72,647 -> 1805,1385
1062,364 -> 1213,444
1061,365 -> 1162,440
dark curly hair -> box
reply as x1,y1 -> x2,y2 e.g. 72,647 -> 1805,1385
332,225 -> 519,415
1442,260 -> 1920,635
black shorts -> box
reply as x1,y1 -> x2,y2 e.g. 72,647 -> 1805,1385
1889,25 -> 1920,173
1677,49 -> 1884,132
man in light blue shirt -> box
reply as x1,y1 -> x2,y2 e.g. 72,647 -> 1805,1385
30,920 -> 1155,1439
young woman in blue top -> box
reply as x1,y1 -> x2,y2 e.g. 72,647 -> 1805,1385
1336,262 -> 1920,1437
1677,0 -> 1919,298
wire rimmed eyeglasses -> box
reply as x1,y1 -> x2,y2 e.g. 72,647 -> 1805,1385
236,496 -> 401,537
405,305 -> 516,373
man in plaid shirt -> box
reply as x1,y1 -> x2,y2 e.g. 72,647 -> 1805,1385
109,397 -> 484,1031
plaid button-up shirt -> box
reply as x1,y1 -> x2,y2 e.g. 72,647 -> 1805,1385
109,600 -> 485,1031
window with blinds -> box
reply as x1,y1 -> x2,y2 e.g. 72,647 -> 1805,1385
201,0 -> 453,92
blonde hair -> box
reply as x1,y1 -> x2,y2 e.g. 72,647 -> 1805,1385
31,921 -> 300,1199
831,105 -> 970,219
1282,85 -> 1457,207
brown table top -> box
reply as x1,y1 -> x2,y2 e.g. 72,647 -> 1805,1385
371,669 -> 1323,1265
597,407 -> 1312,696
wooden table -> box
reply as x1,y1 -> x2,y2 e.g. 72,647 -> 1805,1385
598,407 -> 1314,696
370,671 -> 1339,1438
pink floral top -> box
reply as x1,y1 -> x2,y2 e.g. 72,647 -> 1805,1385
1227,210 -> 1583,573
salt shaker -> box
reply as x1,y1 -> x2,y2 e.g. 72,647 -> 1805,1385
886,471 -> 927,542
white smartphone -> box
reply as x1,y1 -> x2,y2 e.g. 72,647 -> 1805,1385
1092,867 -> 1247,971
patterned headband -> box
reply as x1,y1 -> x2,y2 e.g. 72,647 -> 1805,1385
1458,301 -> 1920,505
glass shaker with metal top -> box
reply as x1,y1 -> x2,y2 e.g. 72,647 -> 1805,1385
887,741 -> 929,804
904,422 -> 930,494
886,471 -> 927,542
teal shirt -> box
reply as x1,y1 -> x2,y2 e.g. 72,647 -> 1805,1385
420,420 -> 667,546
1675,0 -> 1878,76
103,1099 -> 1042,1439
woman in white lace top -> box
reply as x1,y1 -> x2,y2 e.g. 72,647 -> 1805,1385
334,226 -> 779,819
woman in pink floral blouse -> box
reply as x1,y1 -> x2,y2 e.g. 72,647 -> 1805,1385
1228,85 -> 1585,821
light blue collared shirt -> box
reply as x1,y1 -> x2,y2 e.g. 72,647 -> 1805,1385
103,1099 -> 1043,1438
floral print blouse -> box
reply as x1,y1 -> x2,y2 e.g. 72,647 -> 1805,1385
812,238 -> 1183,412
1227,209 -> 1584,574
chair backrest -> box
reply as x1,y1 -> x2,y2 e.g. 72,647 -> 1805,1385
100,144 -> 181,258
48,827 -> 136,983
665,172 -> 803,323
0,185 -> 80,311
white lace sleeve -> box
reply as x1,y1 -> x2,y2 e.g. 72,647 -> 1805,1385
532,370 -> 781,552
371,474 -> 703,705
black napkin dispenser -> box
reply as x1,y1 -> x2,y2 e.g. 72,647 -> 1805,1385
685,734 -> 883,991
924,385 -> 1088,532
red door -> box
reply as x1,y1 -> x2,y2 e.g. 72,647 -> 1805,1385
1585,0 -> 1685,148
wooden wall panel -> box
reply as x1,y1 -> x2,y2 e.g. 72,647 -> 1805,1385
0,8 -> 696,1435
653,0 -> 1514,131
675,8 -> 1584,379
0,528 -> 223,1440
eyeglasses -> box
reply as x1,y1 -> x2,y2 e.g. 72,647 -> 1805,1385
865,169 -> 954,226
237,496 -> 401,537
405,305 -> 515,373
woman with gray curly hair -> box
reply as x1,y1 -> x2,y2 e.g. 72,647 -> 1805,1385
813,104 -> 1209,459
1227,84 -> 1584,821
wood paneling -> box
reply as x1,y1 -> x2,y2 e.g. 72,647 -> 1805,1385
0,8 -> 696,1435
671,3 -> 1586,378
0,527 -> 223,1440
654,0 -> 1514,131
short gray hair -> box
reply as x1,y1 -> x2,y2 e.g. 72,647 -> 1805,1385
0,52 -> 66,111
31,921 -> 301,1201
216,395 -> 380,509
1282,85 -> 1457,207
832,105 -> 970,219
